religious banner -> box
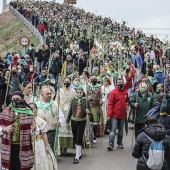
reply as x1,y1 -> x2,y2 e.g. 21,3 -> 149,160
64,0 -> 77,4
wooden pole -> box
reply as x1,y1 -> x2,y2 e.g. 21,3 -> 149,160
4,70 -> 12,106
55,74 -> 60,158
32,79 -> 36,170
85,80 -> 92,162
131,91 -> 138,150
164,65 -> 166,93
47,50 -> 52,79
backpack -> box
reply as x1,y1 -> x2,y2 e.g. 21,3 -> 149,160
142,132 -> 164,170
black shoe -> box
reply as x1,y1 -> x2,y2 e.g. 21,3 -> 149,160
79,155 -> 82,160
107,143 -> 113,151
118,143 -> 124,149
73,158 -> 79,164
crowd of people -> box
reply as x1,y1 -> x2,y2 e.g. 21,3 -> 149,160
0,0 -> 170,169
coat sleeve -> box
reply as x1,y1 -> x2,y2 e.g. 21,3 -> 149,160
107,91 -> 115,118
130,93 -> 136,108
34,75 -> 40,85
66,100 -> 73,124
132,133 -> 143,158
141,62 -> 145,74
87,101 -> 93,122
0,80 -> 6,89
139,55 -> 143,67
160,95 -> 167,114
150,93 -> 154,108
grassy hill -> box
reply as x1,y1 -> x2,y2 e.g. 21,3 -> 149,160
0,11 -> 38,57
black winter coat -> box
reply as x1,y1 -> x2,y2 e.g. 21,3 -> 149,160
49,59 -> 62,76
44,49 -> 50,61
132,124 -> 170,170
36,50 -> 44,62
0,77 -> 8,112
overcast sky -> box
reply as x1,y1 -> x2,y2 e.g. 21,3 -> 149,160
1,0 -> 170,40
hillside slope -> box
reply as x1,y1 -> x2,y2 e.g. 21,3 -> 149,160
0,11 -> 38,57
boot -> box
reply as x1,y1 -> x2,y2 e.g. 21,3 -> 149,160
93,124 -> 98,141
75,145 -> 82,160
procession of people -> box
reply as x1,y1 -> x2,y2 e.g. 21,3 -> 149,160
0,0 -> 170,169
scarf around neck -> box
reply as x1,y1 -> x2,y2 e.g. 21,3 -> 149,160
9,104 -> 33,116
88,83 -> 101,91
148,76 -> 157,85
36,100 -> 55,118
75,96 -> 86,104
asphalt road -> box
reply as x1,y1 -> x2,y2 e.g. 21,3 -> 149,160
58,124 -> 137,170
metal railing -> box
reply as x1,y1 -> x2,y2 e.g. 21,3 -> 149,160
9,5 -> 43,45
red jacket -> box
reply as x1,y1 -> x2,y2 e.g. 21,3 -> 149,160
107,87 -> 128,119
38,24 -> 45,31
124,69 -> 135,89
154,48 -> 163,58
10,60 -> 19,69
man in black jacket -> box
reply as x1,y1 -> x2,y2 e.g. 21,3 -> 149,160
49,53 -> 62,87
27,43 -> 35,65
0,59 -> 5,72
36,48 -> 44,74
43,45 -> 50,67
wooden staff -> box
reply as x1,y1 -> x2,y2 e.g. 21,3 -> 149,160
32,79 -> 36,170
54,74 -> 60,158
131,91 -> 139,150
99,75 -> 103,145
88,37 -> 91,72
62,21 -> 65,64
99,47 -> 105,144
4,70 -> 12,106
47,50 -> 52,79
85,80 -> 92,162
164,65 -> 166,93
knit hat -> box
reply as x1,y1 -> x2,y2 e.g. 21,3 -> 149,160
12,91 -> 24,99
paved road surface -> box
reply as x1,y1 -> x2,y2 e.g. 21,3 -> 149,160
58,125 -> 137,170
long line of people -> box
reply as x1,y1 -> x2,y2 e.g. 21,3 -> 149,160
0,0 -> 170,170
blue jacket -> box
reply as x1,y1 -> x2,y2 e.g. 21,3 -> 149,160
131,54 -> 143,68
158,115 -> 170,140
154,71 -> 165,84
144,102 -> 160,119
159,94 -> 170,140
